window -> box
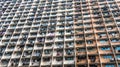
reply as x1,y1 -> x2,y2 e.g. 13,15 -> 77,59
100,40 -> 107,44
116,55 -> 120,58
115,46 -> 120,50
65,57 -> 74,60
101,47 -> 110,50
105,64 -> 115,67
103,55 -> 112,59
77,48 -> 86,52
111,39 -> 119,42
87,40 -> 93,44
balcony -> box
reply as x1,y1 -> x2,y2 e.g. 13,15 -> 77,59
96,33 -> 107,39
64,59 -> 74,65
56,26 -> 64,30
46,33 -> 55,37
111,38 -> 120,45
54,44 -> 63,49
76,56 -> 87,64
98,40 -> 109,46
87,48 -> 98,54
95,27 -> 106,33
55,37 -> 64,42
37,38 -> 45,43
0,62 -> 8,67
8,61 -> 19,67
19,62 -> 29,66
30,58 -> 40,66
65,43 -> 74,48
88,55 -> 100,63
65,31 -> 74,35
22,51 -> 32,58
75,30 -> 84,34
30,29 -> 38,33
44,45 -> 53,49
11,36 -> 19,39
32,52 -> 41,57
24,45 -> 33,50
52,58 -> 63,65
75,41 -> 85,47
107,26 -> 117,31
41,58 -> 51,66
34,44 -> 43,50
11,53 -> 21,58
85,34 -> 95,40
55,32 -> 64,36
53,50 -> 63,57
6,47 -> 14,52
65,36 -> 74,41
65,49 -> 74,56
3,36 -> 11,40
65,26 -> 73,29
22,30 -> 30,33
2,54 -> 11,59
102,64 -> 116,67
108,32 -> 119,38
14,46 -> 23,51
100,55 -> 115,63
99,47 -> 112,54
30,62 -> 39,66
43,50 -> 52,56
45,38 -> 54,43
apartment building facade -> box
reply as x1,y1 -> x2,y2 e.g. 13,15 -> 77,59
0,0 -> 120,67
